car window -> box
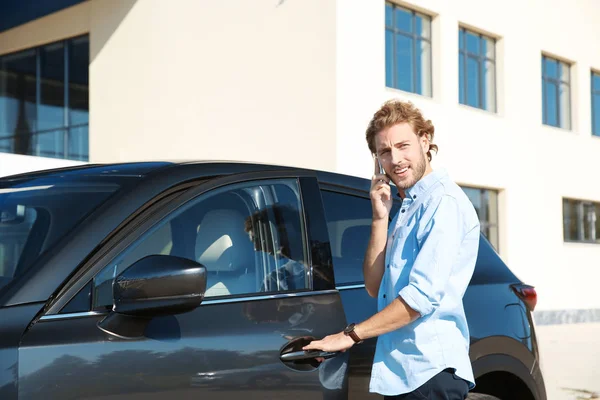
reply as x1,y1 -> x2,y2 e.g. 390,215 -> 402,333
92,179 -> 309,310
321,190 -> 399,286
0,180 -> 122,293
0,207 -> 38,286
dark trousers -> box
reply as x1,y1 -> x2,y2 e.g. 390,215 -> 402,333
384,368 -> 469,400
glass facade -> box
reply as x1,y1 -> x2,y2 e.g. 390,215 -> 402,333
0,35 -> 89,161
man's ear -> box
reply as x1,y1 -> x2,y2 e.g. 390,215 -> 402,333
419,133 -> 430,153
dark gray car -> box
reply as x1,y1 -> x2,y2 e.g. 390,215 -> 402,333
0,161 -> 546,400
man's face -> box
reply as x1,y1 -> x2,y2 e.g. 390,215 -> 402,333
374,122 -> 430,190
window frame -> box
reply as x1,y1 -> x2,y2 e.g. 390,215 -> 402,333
385,1 -> 432,96
458,27 -> 497,112
45,170 -> 327,316
460,185 -> 500,251
542,54 -> 572,129
89,178 -> 312,310
563,197 -> 600,244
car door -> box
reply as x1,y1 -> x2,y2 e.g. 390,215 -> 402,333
17,172 -> 349,400
319,187 -> 400,400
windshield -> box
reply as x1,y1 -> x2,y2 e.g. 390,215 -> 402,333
0,178 -> 123,292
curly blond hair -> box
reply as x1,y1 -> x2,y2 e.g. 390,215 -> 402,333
365,100 -> 438,161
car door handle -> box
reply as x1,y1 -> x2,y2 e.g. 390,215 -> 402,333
280,350 -> 339,362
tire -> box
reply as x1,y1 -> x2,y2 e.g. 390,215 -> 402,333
467,394 -> 502,400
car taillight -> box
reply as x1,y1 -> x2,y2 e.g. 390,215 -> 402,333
511,284 -> 537,311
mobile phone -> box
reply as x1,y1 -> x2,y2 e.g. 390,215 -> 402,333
376,157 -> 392,185
377,157 -> 385,176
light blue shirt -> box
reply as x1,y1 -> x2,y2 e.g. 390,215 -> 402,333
369,168 -> 480,396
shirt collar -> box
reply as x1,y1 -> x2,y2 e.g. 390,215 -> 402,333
399,168 -> 448,200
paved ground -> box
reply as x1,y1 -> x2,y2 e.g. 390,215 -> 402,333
536,322 -> 600,400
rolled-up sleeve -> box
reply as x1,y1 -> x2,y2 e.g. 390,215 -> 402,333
398,194 -> 464,317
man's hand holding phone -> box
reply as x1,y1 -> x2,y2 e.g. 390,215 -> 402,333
370,156 -> 393,221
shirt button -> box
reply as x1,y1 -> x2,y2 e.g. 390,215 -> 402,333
383,294 -> 387,299
413,195 -> 417,199
401,209 -> 405,213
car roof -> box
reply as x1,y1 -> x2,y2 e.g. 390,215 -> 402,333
0,160 -> 373,192
0,162 -> 174,181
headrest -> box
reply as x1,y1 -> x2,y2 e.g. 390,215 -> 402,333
195,209 -> 253,273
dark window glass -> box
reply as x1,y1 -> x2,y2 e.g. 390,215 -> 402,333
321,190 -> 399,286
39,42 -> 65,131
60,281 -> 92,314
69,36 -> 89,127
0,35 -> 89,160
0,50 -> 36,155
68,124 -> 88,161
0,176 -> 124,293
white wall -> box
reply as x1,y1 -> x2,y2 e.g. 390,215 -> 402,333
337,0 -> 600,311
0,153 -> 84,177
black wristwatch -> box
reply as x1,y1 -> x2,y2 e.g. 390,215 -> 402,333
343,323 -> 363,344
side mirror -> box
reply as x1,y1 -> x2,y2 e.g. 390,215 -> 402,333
97,255 -> 207,339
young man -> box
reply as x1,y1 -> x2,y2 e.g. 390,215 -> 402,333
303,100 -> 480,399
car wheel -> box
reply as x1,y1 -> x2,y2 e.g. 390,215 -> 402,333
467,394 -> 502,400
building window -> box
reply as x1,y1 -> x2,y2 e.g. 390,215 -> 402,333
542,55 -> 571,129
0,35 -> 89,161
459,27 -> 496,112
461,186 -> 499,250
385,2 -> 432,96
592,71 -> 600,136
563,198 -> 600,243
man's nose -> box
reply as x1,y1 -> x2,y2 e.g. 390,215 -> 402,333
390,148 -> 403,165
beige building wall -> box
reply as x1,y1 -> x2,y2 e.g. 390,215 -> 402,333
89,0 -> 337,172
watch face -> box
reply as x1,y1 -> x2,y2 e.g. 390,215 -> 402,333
344,323 -> 355,334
